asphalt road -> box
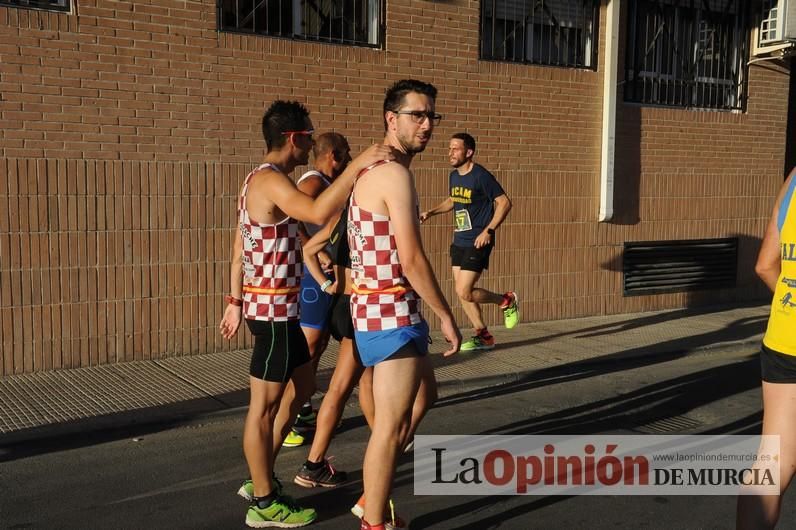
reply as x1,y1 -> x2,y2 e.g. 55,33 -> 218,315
2,347 -> 793,529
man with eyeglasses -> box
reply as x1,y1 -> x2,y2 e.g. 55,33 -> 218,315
348,79 -> 461,530
218,100 -> 392,528
420,132 -> 519,351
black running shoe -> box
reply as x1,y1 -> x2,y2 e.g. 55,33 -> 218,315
294,458 -> 348,488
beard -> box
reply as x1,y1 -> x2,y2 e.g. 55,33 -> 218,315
397,130 -> 430,155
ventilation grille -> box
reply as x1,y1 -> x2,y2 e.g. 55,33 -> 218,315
633,415 -> 703,434
623,238 -> 738,296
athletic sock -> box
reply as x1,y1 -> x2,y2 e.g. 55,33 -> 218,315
304,459 -> 325,470
475,328 -> 492,338
361,519 -> 385,530
499,292 -> 513,308
254,491 -> 278,508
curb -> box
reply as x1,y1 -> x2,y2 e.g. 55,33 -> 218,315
0,338 -> 762,451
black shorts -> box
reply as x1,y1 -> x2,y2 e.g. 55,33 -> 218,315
246,319 -> 311,382
329,294 -> 354,342
451,243 -> 494,273
760,344 -> 796,383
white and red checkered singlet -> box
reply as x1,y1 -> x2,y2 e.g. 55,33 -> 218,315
347,161 -> 422,332
238,163 -> 302,321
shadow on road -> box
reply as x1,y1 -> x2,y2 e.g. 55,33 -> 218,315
408,356 -> 762,529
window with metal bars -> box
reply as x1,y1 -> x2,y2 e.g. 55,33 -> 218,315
0,0 -> 69,11
218,0 -> 382,47
624,0 -> 750,111
480,0 -> 599,69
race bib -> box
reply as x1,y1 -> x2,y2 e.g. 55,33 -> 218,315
454,209 -> 472,232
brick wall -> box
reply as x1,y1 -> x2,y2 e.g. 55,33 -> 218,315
0,1 -> 788,374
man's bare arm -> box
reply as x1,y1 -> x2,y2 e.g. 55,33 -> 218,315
220,228 -> 244,339
474,193 -> 512,249
420,197 -> 454,223
302,217 -> 337,290
488,194 -> 512,230
268,144 -> 394,225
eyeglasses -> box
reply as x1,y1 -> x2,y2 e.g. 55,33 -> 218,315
393,110 -> 442,126
282,129 -> 315,141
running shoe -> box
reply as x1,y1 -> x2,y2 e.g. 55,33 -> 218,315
282,429 -> 305,448
245,495 -> 317,528
460,334 -> 495,352
294,458 -> 348,488
351,496 -> 406,530
501,291 -> 520,329
237,476 -> 283,501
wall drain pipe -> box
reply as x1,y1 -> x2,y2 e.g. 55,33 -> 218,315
599,0 -> 620,222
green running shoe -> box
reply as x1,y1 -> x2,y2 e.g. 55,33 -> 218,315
238,476 -> 283,501
501,292 -> 519,329
245,495 -> 317,528
460,334 -> 495,352
282,429 -> 305,448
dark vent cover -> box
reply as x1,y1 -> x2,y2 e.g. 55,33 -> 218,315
623,238 -> 738,296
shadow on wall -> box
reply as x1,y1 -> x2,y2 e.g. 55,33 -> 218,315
612,103 -> 641,225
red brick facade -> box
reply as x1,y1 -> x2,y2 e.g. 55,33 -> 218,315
0,1 -> 788,374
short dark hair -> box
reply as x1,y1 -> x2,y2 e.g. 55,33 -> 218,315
313,132 -> 349,161
383,79 -> 438,130
451,132 -> 476,153
261,100 -> 311,150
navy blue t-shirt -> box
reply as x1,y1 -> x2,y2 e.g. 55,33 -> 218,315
449,163 -> 505,247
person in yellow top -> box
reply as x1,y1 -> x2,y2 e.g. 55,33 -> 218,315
737,170 -> 796,529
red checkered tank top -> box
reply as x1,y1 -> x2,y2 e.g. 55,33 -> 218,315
347,162 -> 422,332
238,163 -> 302,321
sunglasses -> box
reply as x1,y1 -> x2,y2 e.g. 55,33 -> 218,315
282,129 -> 315,141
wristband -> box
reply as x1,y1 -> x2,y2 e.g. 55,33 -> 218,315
225,295 -> 243,306
487,228 -> 496,235
320,279 -> 333,293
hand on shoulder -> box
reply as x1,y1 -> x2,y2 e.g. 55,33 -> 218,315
349,143 -> 398,175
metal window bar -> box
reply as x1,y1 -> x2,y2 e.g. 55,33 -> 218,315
0,0 -> 69,11
480,0 -> 599,69
217,0 -> 382,48
625,0 -> 749,111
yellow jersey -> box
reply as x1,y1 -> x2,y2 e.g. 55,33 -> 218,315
763,176 -> 796,355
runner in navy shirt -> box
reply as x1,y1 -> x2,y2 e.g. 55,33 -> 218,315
421,132 -> 520,350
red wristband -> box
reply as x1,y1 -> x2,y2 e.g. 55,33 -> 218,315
225,295 -> 242,307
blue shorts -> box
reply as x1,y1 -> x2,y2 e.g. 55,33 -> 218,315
299,265 -> 334,329
353,320 -> 429,367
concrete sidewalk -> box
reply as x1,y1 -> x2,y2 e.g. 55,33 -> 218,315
0,303 -> 770,446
